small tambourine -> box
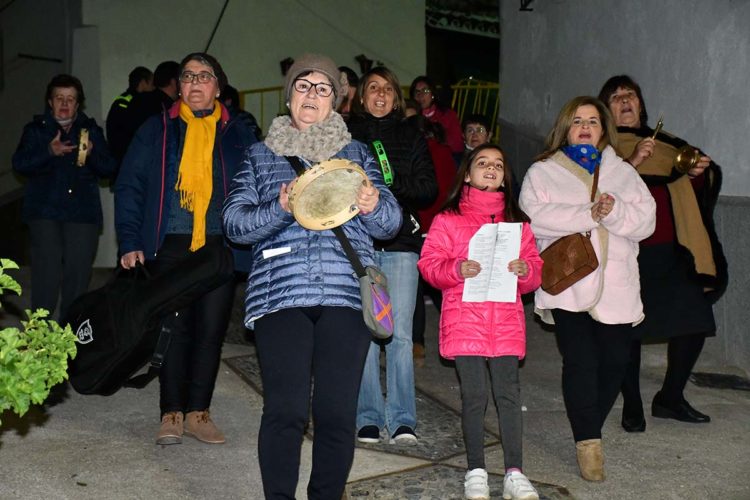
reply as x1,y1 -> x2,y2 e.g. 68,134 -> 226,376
77,128 -> 89,167
288,159 -> 368,231
674,145 -> 701,175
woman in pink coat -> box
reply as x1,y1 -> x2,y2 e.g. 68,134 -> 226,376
418,144 -> 543,500
519,96 -> 655,483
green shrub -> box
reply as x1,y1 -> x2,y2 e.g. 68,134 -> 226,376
0,259 -> 77,425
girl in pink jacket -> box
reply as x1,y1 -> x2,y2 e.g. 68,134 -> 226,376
418,144 -> 543,500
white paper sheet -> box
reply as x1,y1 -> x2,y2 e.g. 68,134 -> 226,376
462,222 -> 522,303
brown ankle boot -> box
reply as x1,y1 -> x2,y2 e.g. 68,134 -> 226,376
184,410 -> 225,444
576,438 -> 604,481
156,411 -> 184,445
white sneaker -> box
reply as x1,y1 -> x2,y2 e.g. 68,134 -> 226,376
503,470 -> 539,500
464,468 -> 490,500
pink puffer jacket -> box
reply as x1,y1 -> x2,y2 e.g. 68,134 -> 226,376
418,187 -> 543,360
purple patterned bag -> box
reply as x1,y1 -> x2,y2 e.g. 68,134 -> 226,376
359,266 -> 393,339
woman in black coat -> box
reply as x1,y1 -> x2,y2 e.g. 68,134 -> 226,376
347,66 -> 437,445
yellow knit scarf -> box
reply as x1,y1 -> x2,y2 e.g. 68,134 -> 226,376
175,100 -> 222,251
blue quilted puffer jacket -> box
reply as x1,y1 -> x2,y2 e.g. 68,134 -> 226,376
222,141 -> 402,326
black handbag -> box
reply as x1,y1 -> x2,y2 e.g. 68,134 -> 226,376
64,243 -> 234,395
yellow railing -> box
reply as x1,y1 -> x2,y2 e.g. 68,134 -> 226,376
450,79 -> 500,142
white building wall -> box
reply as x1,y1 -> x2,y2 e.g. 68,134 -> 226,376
498,0 -> 750,375
499,0 -> 750,197
3,0 -> 426,264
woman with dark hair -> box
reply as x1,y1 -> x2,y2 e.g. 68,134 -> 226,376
13,74 -> 115,321
348,66 -> 437,445
519,96 -> 655,481
598,75 -> 727,431
410,75 -> 464,157
115,52 -> 256,445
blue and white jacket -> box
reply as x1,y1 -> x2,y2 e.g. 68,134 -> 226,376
222,141 -> 401,326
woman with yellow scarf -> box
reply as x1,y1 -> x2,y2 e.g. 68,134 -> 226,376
115,53 -> 257,445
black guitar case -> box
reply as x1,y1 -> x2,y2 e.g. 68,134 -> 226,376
64,243 -> 234,396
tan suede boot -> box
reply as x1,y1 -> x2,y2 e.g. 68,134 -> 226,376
575,438 -> 604,481
184,410 -> 225,444
156,411 -> 183,445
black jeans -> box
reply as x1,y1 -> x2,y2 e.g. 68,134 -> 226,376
254,306 -> 371,500
552,309 -> 633,442
455,356 -> 523,471
147,235 -> 234,416
28,219 -> 99,321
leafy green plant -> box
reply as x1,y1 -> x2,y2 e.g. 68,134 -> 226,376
0,259 -> 77,425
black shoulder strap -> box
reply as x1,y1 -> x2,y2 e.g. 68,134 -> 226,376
285,156 -> 368,278
122,313 -> 176,389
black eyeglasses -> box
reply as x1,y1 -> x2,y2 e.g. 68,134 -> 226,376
293,78 -> 334,97
179,71 -> 217,84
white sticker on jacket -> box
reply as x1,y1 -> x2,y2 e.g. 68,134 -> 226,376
262,247 -> 292,259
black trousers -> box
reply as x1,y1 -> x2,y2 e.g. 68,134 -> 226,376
254,306 -> 371,500
147,235 -> 234,416
552,309 -> 634,442
621,332 -> 708,411
28,219 -> 99,321
455,356 -> 523,471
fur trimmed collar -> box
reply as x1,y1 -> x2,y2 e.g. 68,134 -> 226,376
264,112 -> 351,163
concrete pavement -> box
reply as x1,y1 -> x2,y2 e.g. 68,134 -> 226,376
1,267 -> 749,499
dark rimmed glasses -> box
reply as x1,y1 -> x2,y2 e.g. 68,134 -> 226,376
293,78 -> 334,98
179,71 -> 217,84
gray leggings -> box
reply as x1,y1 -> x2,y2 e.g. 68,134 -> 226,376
455,356 -> 523,470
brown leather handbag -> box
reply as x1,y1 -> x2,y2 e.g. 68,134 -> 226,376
540,165 -> 600,295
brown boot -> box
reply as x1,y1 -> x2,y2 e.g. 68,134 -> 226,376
184,410 -> 225,444
576,438 -> 604,481
156,411 -> 183,445
413,343 -> 425,368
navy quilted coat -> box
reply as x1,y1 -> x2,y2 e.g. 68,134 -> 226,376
13,111 -> 115,225
222,141 -> 402,326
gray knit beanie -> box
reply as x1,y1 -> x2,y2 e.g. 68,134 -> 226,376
284,53 -> 346,107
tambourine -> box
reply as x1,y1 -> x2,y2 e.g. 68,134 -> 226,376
77,128 -> 89,167
288,159 -> 368,230
674,145 -> 701,175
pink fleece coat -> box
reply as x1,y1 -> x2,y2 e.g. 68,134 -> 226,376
519,146 -> 656,325
418,187 -> 543,360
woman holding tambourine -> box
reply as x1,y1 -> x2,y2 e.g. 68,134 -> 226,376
13,74 -> 115,322
599,75 -> 728,433
222,54 -> 401,499
519,96 -> 655,482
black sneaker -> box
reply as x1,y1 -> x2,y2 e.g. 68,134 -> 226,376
390,425 -> 418,445
357,425 -> 380,443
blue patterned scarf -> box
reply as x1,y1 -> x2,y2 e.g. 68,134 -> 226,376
562,144 -> 601,174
